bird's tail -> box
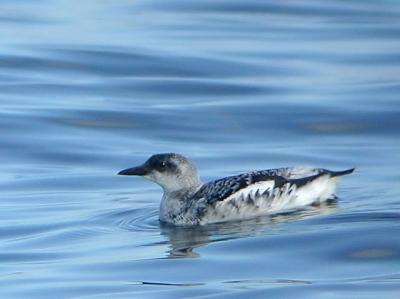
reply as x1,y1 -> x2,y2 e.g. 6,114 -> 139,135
328,168 -> 355,178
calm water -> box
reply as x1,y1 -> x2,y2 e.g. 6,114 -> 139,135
1,0 -> 400,298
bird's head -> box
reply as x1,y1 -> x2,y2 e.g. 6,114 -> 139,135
118,153 -> 202,193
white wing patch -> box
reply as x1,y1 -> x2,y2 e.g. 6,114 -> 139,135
225,181 -> 275,202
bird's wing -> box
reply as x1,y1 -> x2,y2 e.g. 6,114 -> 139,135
193,167 -> 354,206
189,167 -> 354,222
194,170 -> 288,205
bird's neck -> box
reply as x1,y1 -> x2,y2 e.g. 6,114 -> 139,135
159,183 -> 203,223
160,175 -> 203,195
163,182 -> 203,200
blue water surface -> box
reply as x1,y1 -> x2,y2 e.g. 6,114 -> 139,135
1,0 -> 400,298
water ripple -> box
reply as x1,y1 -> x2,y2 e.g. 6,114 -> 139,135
90,207 -> 160,233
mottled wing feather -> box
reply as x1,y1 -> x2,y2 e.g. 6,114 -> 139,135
193,169 -> 289,204
187,167 -> 353,223
193,167 -> 331,204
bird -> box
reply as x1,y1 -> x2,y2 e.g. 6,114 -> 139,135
118,153 -> 354,226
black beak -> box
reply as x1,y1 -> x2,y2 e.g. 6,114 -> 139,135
118,165 -> 149,176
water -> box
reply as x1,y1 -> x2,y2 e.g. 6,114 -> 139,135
1,0 -> 400,297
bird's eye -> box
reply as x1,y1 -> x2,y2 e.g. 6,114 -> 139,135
160,162 -> 167,168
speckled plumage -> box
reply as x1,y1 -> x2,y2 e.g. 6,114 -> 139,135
118,153 -> 354,226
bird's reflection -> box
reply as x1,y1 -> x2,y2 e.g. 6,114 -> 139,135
160,200 -> 338,258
